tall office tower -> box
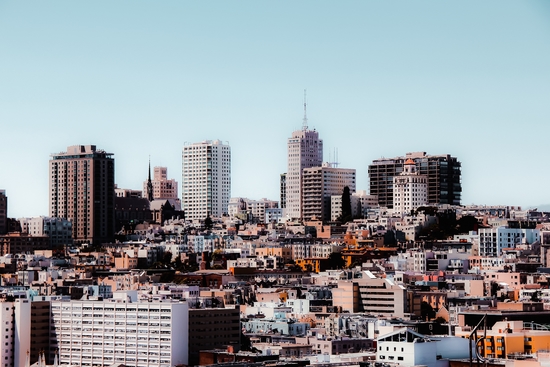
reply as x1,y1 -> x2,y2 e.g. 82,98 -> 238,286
182,140 -> 231,221
368,151 -> 461,208
49,145 -> 115,245
0,190 -> 6,235
286,98 -> 323,220
143,166 -> 179,202
302,163 -> 355,222
392,159 -> 428,215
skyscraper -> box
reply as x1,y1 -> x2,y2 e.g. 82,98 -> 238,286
49,145 -> 115,245
286,97 -> 323,220
182,140 -> 231,221
368,151 -> 461,208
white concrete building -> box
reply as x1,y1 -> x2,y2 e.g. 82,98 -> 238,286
393,158 -> 428,215
376,328 -> 470,367
286,122 -> 323,220
182,140 -> 231,220
478,226 -> 540,257
50,294 -> 189,366
0,300 -> 30,367
228,197 -> 279,222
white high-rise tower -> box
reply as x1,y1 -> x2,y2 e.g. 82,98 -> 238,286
182,140 -> 231,221
286,93 -> 323,220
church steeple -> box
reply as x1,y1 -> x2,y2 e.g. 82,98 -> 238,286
147,157 -> 153,201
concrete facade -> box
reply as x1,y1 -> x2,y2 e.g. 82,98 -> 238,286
286,128 -> 323,220
49,145 -> 115,245
182,140 -> 231,220
302,164 -> 355,222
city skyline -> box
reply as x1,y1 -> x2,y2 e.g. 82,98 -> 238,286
1,1 -> 550,218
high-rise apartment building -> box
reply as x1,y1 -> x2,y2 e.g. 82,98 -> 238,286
286,104 -> 323,220
143,166 -> 179,201
182,140 -> 231,221
50,296 -> 189,366
392,159 -> 428,215
368,151 -> 461,208
49,145 -> 115,245
302,163 -> 355,222
0,190 -> 6,235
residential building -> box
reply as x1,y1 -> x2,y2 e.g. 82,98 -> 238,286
143,166 -> 179,205
49,145 -> 115,245
30,301 -> 51,365
302,163 -> 355,222
0,299 -> 31,367
455,320 -> 550,359
0,233 -> 50,255
334,271 -> 406,317
376,328 -> 470,367
393,158 -> 428,215
19,217 -> 73,247
331,190 -> 378,221
228,197 -> 279,223
188,307 -> 240,366
50,294 -> 189,366
0,190 -> 6,235
286,105 -> 323,220
115,187 -> 142,198
478,226 -> 540,257
368,151 -> 461,208
182,140 -> 231,220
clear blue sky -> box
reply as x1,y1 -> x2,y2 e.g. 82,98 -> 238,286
1,1 -> 550,218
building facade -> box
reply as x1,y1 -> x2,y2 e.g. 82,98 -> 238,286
302,164 -> 355,222
49,145 -> 115,245
188,307 -> 240,366
393,158 -> 428,215
182,140 -> 231,221
286,126 -> 323,220
19,217 -> 73,247
0,190 -> 6,235
0,299 -> 31,367
368,151 -> 461,208
280,173 -> 287,209
143,166 -> 179,203
478,226 -> 540,257
50,297 -> 189,366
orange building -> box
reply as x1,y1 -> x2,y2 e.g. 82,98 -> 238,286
456,320 -> 550,359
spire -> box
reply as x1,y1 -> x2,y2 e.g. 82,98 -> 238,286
147,157 -> 153,201
302,89 -> 308,131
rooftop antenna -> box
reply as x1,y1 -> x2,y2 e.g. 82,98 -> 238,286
302,89 -> 308,131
